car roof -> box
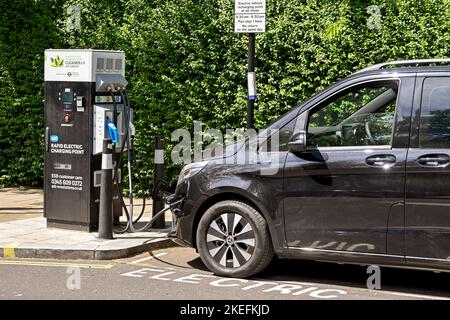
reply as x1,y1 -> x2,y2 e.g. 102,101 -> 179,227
351,60 -> 450,77
291,62 -> 450,117
337,65 -> 450,84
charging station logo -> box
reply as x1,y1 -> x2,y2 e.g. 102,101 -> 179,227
50,55 -> 64,68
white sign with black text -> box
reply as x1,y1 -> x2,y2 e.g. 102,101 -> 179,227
234,0 -> 266,33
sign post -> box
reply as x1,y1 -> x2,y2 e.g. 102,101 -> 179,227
234,0 -> 266,129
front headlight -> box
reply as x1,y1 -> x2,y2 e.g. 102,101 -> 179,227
177,161 -> 209,185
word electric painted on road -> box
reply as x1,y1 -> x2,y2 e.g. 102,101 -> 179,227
121,267 -> 348,299
234,0 -> 266,33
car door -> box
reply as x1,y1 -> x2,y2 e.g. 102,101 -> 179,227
284,76 -> 415,257
406,76 -> 450,270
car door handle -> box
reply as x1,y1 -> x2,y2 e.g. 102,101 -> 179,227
365,154 -> 396,167
417,154 -> 450,168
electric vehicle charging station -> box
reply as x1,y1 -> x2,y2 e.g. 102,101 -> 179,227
44,49 -> 131,231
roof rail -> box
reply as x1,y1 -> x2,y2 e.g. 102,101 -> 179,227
355,58 -> 450,74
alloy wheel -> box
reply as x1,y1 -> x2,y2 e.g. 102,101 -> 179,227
206,213 -> 256,268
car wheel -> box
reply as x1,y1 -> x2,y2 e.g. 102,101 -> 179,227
196,200 -> 274,278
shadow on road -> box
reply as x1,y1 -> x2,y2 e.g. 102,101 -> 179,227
186,257 -> 210,272
186,255 -> 450,298
258,258 -> 450,298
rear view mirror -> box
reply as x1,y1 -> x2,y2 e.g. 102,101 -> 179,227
288,131 -> 307,153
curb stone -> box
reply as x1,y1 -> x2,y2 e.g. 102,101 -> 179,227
0,237 -> 178,260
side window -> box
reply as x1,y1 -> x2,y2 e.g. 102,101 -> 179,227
261,117 -> 296,152
278,118 -> 296,151
419,77 -> 450,148
307,82 -> 398,148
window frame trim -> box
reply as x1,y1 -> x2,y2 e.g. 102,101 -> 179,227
417,76 -> 450,149
308,145 -> 392,152
303,78 -> 402,151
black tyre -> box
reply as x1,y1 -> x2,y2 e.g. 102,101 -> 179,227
196,200 -> 274,278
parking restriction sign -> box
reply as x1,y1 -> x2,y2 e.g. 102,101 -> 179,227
234,0 -> 266,33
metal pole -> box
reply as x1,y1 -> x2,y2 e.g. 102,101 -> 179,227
152,136 -> 165,229
127,133 -> 133,222
98,139 -> 113,239
247,33 -> 256,129
111,91 -> 121,225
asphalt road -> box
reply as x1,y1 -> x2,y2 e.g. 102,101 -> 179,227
0,246 -> 449,300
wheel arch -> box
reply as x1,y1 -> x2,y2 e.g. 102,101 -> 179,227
191,191 -> 274,249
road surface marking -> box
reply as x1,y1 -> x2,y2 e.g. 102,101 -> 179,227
131,252 -> 167,264
255,278 -> 449,300
120,268 -> 348,299
0,259 -> 113,269
2,242 -> 21,258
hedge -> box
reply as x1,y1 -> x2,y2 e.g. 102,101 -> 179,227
1,0 -> 450,193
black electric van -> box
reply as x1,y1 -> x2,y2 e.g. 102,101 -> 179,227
169,59 -> 450,278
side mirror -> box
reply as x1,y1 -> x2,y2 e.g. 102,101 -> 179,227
288,130 -> 307,153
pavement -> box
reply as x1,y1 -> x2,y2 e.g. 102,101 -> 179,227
0,188 -> 43,222
0,188 -> 177,260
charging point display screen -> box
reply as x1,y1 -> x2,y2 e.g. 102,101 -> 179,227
63,90 -> 73,105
